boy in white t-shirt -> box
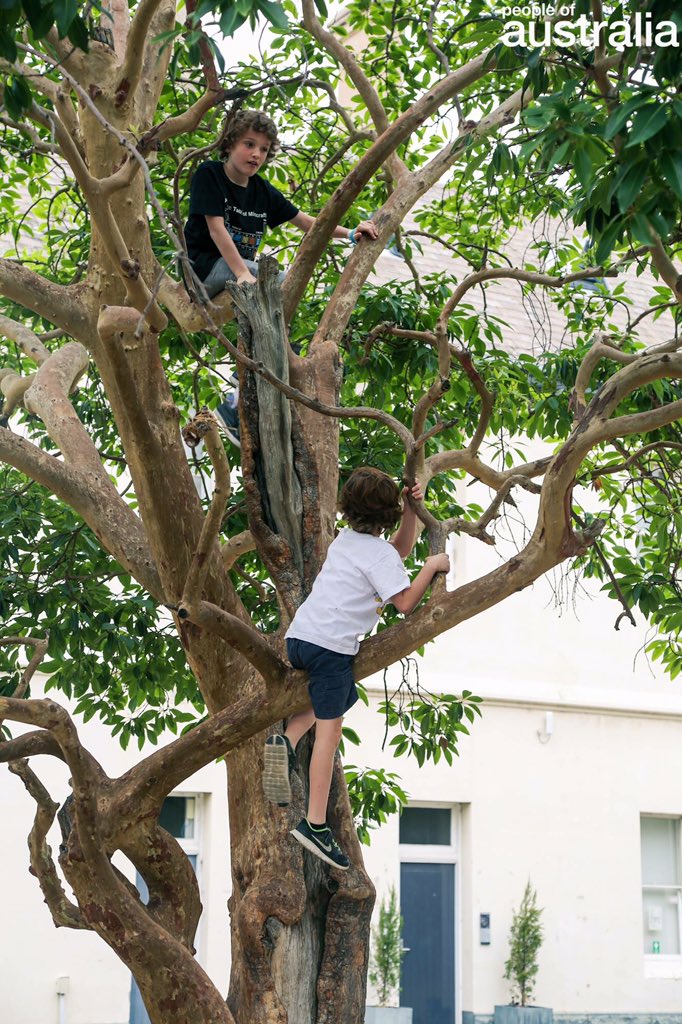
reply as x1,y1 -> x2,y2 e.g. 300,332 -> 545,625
262,466 -> 450,870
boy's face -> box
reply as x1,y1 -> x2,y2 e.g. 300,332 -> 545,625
225,130 -> 272,181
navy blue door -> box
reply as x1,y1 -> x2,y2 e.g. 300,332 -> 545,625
400,862 -> 455,1024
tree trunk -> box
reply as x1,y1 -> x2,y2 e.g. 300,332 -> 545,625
226,733 -> 375,1024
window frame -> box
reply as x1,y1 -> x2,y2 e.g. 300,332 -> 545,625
640,813 -> 682,973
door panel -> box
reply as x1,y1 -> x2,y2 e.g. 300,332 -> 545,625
400,862 -> 455,1024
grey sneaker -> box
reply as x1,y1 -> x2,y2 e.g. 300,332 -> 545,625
263,734 -> 296,807
290,818 -> 350,871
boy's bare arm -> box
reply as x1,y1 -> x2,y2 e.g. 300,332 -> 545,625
390,481 -> 423,560
390,554 -> 450,616
205,216 -> 256,283
289,210 -> 378,242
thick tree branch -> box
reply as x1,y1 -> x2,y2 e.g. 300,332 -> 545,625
0,698 -> 107,797
0,730 -> 64,761
222,530 -> 256,570
570,332 -> 641,421
282,48 -> 501,322
309,85 -> 531,348
22,48 -> 167,329
180,412 -> 231,609
648,233 -> 682,307
7,758 -> 86,928
116,0 -> 167,104
0,635 -> 49,701
115,690 -> 271,813
302,0 -> 389,134
0,313 -> 51,364
177,601 -> 286,688
0,429 -> 164,601
0,260 -> 86,338
300,0 -> 406,182
599,398 -> 682,443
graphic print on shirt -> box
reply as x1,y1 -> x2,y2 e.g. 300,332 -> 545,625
224,201 -> 265,261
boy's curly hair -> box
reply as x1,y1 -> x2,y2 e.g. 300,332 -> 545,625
218,109 -> 281,166
340,467 -> 402,535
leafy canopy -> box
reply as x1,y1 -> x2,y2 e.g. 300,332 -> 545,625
2,0 -> 682,820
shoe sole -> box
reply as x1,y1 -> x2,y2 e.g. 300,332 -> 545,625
263,738 -> 291,806
290,828 -> 350,871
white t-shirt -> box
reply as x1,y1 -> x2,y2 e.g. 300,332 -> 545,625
285,529 -> 410,655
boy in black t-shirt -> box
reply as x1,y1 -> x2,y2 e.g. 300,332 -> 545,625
184,109 -> 378,444
184,108 -> 377,295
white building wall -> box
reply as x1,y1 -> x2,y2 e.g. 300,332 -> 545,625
3,555 -> 682,1023
354,692 -> 682,1016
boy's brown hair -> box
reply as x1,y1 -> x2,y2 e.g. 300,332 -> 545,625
219,109 -> 281,166
340,467 -> 402,535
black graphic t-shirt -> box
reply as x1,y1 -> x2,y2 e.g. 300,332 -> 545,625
184,161 -> 299,280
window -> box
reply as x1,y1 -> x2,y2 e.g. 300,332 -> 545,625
641,815 -> 682,956
399,806 -> 451,846
159,796 -> 198,868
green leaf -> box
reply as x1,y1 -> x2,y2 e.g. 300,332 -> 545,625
603,93 -> 651,140
630,213 -> 653,246
219,4 -> 243,36
573,146 -> 593,187
615,161 -> 648,213
22,0 -> 55,37
4,75 -> 32,119
659,152 -> 682,201
256,0 -> 289,30
0,29 -> 18,61
625,104 -> 668,148
54,0 -> 76,38
595,219 -> 623,263
341,725 -> 360,745
66,13 -> 89,50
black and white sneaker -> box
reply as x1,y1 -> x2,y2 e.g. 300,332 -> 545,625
290,819 -> 350,871
263,734 -> 296,806
214,388 -> 240,447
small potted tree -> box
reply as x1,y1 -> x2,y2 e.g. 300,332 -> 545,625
365,887 -> 413,1024
493,882 -> 552,1024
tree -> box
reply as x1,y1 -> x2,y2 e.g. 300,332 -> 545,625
368,886 -> 406,1007
1,1 -> 682,1022
504,882 -> 544,1007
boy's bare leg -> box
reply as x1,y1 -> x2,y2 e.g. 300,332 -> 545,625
284,708 -> 315,748
307,716 -> 343,823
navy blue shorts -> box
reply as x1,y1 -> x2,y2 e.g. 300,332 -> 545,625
286,638 -> 358,720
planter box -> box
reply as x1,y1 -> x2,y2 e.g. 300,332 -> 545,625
365,1008 -> 413,1024
494,1006 -> 553,1024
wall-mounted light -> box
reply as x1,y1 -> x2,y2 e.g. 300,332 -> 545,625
537,710 -> 554,744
